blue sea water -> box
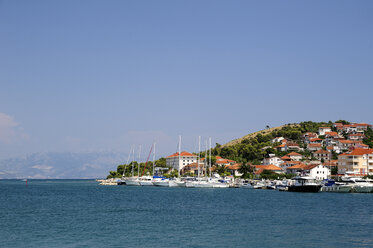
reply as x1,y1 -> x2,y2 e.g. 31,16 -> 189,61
1,180 -> 373,248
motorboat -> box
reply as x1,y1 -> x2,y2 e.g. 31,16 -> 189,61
287,177 -> 322,193
321,179 -> 352,193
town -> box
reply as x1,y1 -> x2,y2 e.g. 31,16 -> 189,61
102,121 -> 373,192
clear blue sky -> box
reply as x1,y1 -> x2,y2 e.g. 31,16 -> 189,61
1,0 -> 372,159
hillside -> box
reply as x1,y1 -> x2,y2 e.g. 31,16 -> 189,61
222,124 -> 299,147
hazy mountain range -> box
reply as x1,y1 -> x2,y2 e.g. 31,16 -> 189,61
0,152 -> 127,179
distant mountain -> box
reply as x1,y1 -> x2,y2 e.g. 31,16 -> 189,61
0,152 -> 127,179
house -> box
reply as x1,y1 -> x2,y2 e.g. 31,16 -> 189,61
337,148 -> 373,175
348,133 -> 365,141
180,162 -> 205,175
262,154 -> 283,167
166,151 -> 198,172
343,123 -> 372,134
271,137 -> 285,143
281,155 -> 292,162
274,143 -> 287,152
286,163 -> 330,180
254,164 -> 284,174
337,140 -> 360,151
303,132 -> 318,144
287,152 -> 303,161
287,142 -> 301,151
309,138 -> 323,144
308,143 -> 322,152
319,127 -> 332,136
226,163 -> 242,177
216,159 -> 236,167
286,163 -> 307,174
326,145 -> 341,154
313,149 -> 331,161
325,131 -> 340,146
307,164 -> 330,180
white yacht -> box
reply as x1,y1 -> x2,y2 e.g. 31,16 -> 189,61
125,177 -> 140,186
342,177 -> 373,193
139,176 -> 153,186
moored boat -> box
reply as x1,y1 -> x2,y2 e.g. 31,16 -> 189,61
287,177 -> 322,193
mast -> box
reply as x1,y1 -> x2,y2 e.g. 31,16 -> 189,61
178,135 -> 181,177
204,140 -> 208,178
152,143 -> 156,177
132,145 -> 135,177
138,145 -> 141,177
209,137 -> 212,178
123,145 -> 133,178
198,136 -> 201,179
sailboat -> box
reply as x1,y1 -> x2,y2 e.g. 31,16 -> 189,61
125,146 -> 141,186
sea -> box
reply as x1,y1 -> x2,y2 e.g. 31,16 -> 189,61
1,180 -> 373,248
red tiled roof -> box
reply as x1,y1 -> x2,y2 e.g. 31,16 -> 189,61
325,132 -> 338,136
314,149 -> 330,154
226,163 -> 241,170
308,143 -> 322,147
167,151 -> 197,158
255,164 -> 282,171
281,156 -> 291,160
339,148 -> 373,156
310,138 -> 322,142
287,152 -> 302,156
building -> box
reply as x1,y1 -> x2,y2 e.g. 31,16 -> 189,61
308,143 -> 322,152
309,138 -> 323,144
337,148 -> 373,175
348,133 -> 365,141
166,151 -> 197,172
324,131 -> 340,146
287,142 -> 301,151
286,163 -> 330,180
313,149 -> 331,161
263,154 -> 283,167
226,163 -> 242,177
287,152 -> 302,161
303,132 -> 318,144
254,164 -> 283,174
307,164 -> 330,180
319,127 -> 332,136
271,137 -> 285,143
343,123 -> 372,134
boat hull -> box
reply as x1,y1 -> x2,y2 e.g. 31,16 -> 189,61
139,180 -> 153,186
125,179 -> 140,186
288,185 -> 322,193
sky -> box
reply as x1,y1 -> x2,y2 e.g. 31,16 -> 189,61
0,0 -> 372,159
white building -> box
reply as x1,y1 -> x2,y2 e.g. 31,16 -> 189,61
319,127 -> 332,136
287,152 -> 303,161
308,164 -> 330,180
263,154 -> 283,167
166,151 -> 197,171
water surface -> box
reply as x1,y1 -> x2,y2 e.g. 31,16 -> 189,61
1,180 -> 372,247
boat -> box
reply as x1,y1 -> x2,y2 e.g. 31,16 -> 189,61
139,176 -> 154,186
341,177 -> 373,193
239,180 -> 254,189
321,179 -> 352,193
287,177 -> 322,193
124,177 -> 140,186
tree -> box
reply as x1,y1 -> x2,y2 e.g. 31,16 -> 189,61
238,163 -> 253,178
